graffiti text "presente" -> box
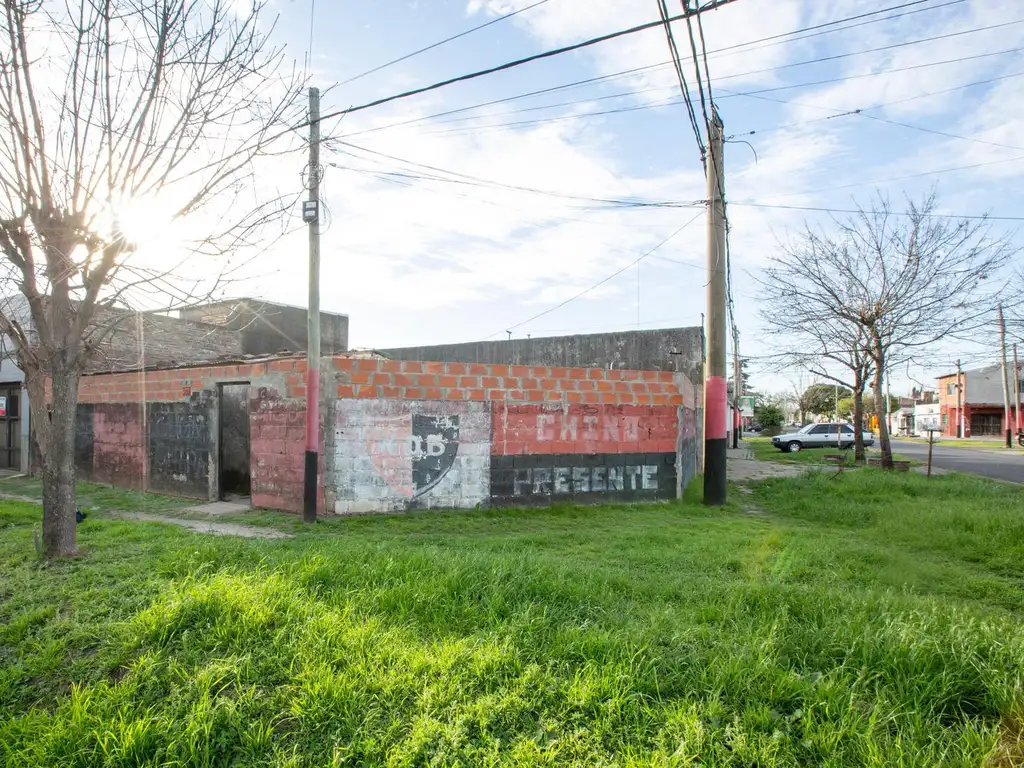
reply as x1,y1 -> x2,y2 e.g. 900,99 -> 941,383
512,464 -> 659,495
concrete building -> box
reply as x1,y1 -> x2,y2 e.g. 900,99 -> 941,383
71,354 -> 701,513
0,297 -> 348,471
937,363 -> 1023,437
180,298 -> 348,356
913,402 -> 941,436
379,327 -> 704,384
0,354 -> 29,473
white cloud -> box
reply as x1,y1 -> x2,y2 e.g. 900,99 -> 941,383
225,0 -> 1024,392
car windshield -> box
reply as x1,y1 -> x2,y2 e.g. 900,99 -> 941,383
798,424 -> 816,434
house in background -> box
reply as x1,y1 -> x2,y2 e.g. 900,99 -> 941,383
888,396 -> 919,437
0,297 -> 349,475
914,401 -> 941,436
0,352 -> 29,473
937,363 -> 1022,437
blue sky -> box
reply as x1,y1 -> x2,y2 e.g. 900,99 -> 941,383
245,0 -> 1024,395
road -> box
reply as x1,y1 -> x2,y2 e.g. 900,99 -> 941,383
889,439 -> 1024,484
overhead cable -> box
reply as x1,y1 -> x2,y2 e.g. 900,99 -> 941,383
484,211 -> 706,339
339,0 -> 550,86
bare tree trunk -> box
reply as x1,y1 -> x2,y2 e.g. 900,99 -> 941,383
853,385 -> 866,464
872,364 -> 894,470
40,370 -> 79,558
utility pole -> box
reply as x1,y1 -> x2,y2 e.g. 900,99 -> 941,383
302,86 -> 321,524
998,303 -> 1012,448
703,109 -> 727,506
1014,343 -> 1021,441
956,358 -> 963,438
732,326 -> 741,449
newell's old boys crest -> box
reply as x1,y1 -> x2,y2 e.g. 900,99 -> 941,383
367,414 -> 460,498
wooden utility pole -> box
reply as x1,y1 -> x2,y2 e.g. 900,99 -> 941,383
703,109 -> 727,505
998,304 -> 1012,448
926,429 -> 935,477
303,86 -> 321,523
1014,343 -> 1021,441
956,358 -> 963,438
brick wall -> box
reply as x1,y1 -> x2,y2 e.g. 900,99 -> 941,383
71,355 -> 700,515
75,357 -> 317,508
327,357 -> 698,513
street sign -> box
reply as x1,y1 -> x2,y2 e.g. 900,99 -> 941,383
740,396 -> 755,418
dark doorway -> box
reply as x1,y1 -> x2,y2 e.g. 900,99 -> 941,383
219,383 -> 251,499
0,384 -> 21,470
970,412 -> 1003,437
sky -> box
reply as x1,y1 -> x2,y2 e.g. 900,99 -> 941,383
226,0 -> 1024,397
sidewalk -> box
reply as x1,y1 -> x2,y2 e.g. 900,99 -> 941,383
726,446 -> 804,482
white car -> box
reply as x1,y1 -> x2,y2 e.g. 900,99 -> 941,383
771,423 -> 875,453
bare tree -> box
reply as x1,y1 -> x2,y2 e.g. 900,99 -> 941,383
758,192 -> 1014,469
759,288 -> 875,462
0,0 -> 306,557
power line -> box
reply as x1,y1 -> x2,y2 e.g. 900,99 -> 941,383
657,0 -> 706,163
339,0 -> 550,86
333,136 -> 1024,220
729,45 -> 1023,100
308,0 -> 741,130
413,24 -> 1024,137
327,139 -> 702,208
729,201 -> 1024,222
306,0 -> 316,71
485,211 -> 705,339
338,0 -> 963,139
728,69 -> 1024,141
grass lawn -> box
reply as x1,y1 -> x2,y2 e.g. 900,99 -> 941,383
900,437 -> 1024,452
2,473 -> 1024,766
745,437 -> 920,467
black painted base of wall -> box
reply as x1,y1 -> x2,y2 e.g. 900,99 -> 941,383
490,452 -> 676,507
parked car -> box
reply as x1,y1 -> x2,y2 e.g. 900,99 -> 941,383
746,423 -> 763,434
771,423 -> 875,453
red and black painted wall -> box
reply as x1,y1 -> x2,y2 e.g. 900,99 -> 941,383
490,403 -> 684,505
66,356 -> 700,513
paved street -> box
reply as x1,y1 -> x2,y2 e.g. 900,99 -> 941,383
889,439 -> 1024,484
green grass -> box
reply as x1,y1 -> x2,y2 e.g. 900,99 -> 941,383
900,437 -> 1023,452
746,437 -> 921,467
2,472 -> 1023,766
0,475 -> 192,516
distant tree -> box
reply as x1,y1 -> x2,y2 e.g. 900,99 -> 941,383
754,402 -> 784,434
728,357 -> 754,396
759,192 -> 1014,469
800,384 -> 852,419
759,278 -> 875,462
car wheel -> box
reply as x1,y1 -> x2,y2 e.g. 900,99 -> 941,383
787,441 -> 802,453
840,442 -> 853,450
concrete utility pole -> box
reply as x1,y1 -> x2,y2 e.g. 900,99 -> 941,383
1014,343 -> 1021,438
998,303 -> 1012,448
303,86 -> 321,524
703,109 -> 727,506
732,326 -> 741,449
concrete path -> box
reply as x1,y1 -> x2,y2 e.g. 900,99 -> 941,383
182,500 -> 253,517
107,511 -> 291,540
726,448 -> 805,483
0,491 -> 290,540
